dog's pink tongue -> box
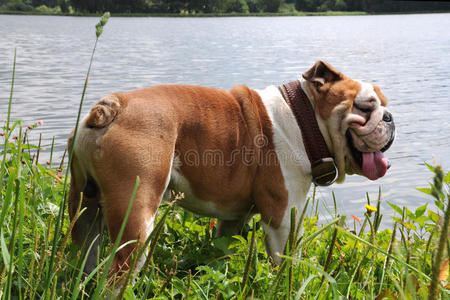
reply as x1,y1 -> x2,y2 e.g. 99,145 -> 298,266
362,151 -> 389,180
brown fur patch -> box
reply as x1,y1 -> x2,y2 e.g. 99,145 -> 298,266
373,85 -> 388,106
307,78 -> 361,120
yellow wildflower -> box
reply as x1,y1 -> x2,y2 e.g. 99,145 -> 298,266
365,204 -> 377,212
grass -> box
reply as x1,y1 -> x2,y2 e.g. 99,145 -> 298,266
1,13 -> 450,300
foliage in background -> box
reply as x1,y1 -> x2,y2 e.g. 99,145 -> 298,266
294,0 -> 450,12
1,0 -> 450,14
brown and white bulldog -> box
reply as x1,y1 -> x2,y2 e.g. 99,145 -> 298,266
68,61 -> 395,284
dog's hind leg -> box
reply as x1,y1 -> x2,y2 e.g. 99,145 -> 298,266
94,135 -> 175,289
100,174 -> 170,289
73,194 -> 102,275
68,156 -> 103,275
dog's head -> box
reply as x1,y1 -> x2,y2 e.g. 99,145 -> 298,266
303,61 -> 395,182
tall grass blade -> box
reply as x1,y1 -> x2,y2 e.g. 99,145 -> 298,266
429,169 -> 449,300
294,274 -> 317,300
117,233 -> 143,299
43,13 -> 110,295
241,218 -> 256,295
0,229 -> 11,272
6,178 -> 22,300
346,240 -> 369,298
337,226 -> 430,280
278,254 -> 338,300
0,174 -> 15,232
142,203 -> 174,270
17,174 -> 25,300
70,235 -> 99,300
49,136 -> 55,166
36,132 -> 42,165
1,49 -> 16,183
81,240 -> 136,287
299,217 -> 342,248
287,207 -> 297,298
378,221 -> 397,295
323,224 -> 338,273
295,197 -> 310,250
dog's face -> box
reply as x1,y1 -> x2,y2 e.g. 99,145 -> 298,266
303,61 -> 395,182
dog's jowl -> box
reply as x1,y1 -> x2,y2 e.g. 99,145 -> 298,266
68,61 -> 395,287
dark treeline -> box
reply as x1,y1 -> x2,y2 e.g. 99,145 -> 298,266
1,0 -> 450,14
67,0 -> 284,13
295,0 -> 450,12
0,0 -> 283,13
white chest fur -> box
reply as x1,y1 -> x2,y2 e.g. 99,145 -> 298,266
256,85 -> 312,216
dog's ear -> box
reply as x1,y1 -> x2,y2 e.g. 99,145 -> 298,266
302,61 -> 343,88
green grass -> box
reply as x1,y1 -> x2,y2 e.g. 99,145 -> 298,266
1,13 -> 450,300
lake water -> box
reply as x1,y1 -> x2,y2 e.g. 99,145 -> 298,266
0,14 -> 449,224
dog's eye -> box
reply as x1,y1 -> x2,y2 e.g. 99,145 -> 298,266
354,104 -> 372,113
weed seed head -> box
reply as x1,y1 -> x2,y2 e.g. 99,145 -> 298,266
95,12 -> 110,38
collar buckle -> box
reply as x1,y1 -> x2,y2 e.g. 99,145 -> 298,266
311,157 -> 337,186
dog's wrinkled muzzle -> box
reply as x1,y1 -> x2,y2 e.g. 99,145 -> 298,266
347,110 -> 395,180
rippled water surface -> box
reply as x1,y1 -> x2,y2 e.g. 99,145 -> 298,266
0,14 -> 449,223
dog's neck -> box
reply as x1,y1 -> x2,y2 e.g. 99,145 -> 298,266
299,78 -> 348,183
299,78 -> 335,157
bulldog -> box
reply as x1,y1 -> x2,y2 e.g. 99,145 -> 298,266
68,61 -> 395,284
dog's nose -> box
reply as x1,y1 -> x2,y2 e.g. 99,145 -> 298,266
382,111 -> 393,123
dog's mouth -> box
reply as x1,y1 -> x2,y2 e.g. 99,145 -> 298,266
346,130 -> 392,180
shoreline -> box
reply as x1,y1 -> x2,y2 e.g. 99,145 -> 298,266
1,10 -> 450,17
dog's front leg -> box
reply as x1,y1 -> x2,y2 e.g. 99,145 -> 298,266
258,191 -> 308,265
261,204 -> 305,265
253,171 -> 309,264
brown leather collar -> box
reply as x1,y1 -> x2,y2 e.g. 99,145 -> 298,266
279,80 -> 337,186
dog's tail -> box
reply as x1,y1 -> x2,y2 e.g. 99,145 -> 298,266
85,93 -> 127,128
